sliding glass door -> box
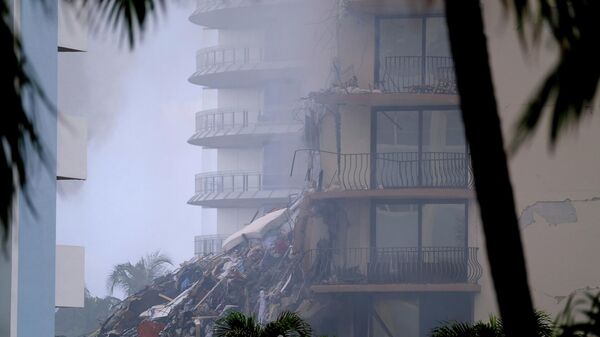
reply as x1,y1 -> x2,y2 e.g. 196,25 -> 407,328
372,108 -> 467,188
372,200 -> 468,283
377,16 -> 454,93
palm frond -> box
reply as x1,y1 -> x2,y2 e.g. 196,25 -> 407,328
213,311 -> 261,337
431,321 -> 478,337
76,0 -> 167,49
432,311 -> 552,337
262,311 -> 312,337
533,310 -> 553,337
505,0 -> 600,150
106,251 -> 172,296
143,250 -> 173,281
555,292 -> 600,337
106,262 -> 135,295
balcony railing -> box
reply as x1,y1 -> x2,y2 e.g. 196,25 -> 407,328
194,234 -> 228,256
378,56 -> 456,94
195,107 -> 300,133
195,171 -> 303,194
197,46 -> 264,69
303,247 -> 482,285
291,150 -> 472,190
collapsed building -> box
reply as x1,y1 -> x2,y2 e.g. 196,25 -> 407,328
93,196 -> 342,337
94,0 -> 600,336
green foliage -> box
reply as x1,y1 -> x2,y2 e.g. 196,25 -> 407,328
106,250 -> 172,296
213,311 -> 313,337
55,289 -> 120,337
431,311 -> 553,337
555,292 -> 600,337
505,0 -> 600,149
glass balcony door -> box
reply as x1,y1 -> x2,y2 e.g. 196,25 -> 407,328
377,16 -> 454,93
368,293 -> 472,337
371,201 -> 468,283
372,108 -> 467,188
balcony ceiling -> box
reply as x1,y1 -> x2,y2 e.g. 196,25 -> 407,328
188,189 -> 301,208
187,124 -> 303,148
345,0 -> 445,16
306,188 -> 475,201
189,1 -> 305,29
311,91 -> 459,107
310,283 -> 481,293
188,65 -> 303,88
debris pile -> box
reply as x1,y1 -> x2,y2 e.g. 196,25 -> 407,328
93,198 -> 331,337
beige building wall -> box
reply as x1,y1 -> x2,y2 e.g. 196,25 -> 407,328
57,113 -> 87,180
476,0 -> 600,319
310,0 -> 600,321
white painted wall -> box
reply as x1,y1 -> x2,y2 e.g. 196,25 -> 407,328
217,148 -> 262,172
58,0 -> 87,52
217,29 -> 264,46
217,208 -> 257,235
57,113 -> 87,180
55,245 -> 84,308
218,88 -> 262,108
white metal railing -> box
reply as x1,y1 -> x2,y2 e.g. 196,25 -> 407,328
194,106 -> 301,132
194,234 -> 228,256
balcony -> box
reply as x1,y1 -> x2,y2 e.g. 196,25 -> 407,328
194,234 -> 228,256
188,107 -> 303,148
188,171 -> 302,208
292,150 -> 473,199
190,0 -> 302,29
304,247 -> 482,292
189,45 -> 302,88
378,56 -> 456,94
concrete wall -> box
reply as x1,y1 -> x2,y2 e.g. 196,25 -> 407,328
217,208 -> 257,235
472,0 -> 600,319
55,245 -> 85,308
337,14 -> 376,88
58,0 -> 87,52
217,29 -> 263,46
57,113 -> 87,180
217,148 -> 262,171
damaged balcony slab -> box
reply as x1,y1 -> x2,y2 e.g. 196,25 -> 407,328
310,283 -> 481,293
345,0 -> 445,15
311,92 -> 459,107
306,188 -> 476,201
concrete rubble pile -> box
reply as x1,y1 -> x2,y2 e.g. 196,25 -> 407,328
93,196 -> 331,337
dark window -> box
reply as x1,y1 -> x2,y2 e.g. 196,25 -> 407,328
373,109 -> 468,187
377,16 -> 454,93
374,201 -> 467,249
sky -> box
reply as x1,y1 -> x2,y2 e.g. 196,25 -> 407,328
56,1 -> 208,298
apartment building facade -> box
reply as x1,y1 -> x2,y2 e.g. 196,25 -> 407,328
295,3 -> 479,336
292,0 -> 600,336
187,0 -> 331,255
184,0 -> 600,335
